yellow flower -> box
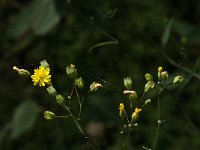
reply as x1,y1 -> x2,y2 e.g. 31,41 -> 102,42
134,107 -> 142,114
119,103 -> 125,119
31,66 -> 51,87
119,103 -> 124,112
132,107 -> 142,121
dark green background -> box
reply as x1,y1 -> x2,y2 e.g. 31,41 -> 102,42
0,0 -> 200,149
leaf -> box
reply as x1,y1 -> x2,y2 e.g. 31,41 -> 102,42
173,20 -> 195,36
8,0 -> 63,37
11,100 -> 40,139
7,0 -> 39,38
88,41 -> 118,52
161,18 -> 174,46
32,0 -> 61,35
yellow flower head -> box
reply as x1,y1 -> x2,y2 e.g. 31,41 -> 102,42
31,66 -> 51,87
132,107 -> 142,121
134,107 -> 142,114
119,103 -> 124,112
158,66 -> 163,72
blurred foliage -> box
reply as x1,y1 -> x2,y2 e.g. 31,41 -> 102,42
0,0 -> 200,150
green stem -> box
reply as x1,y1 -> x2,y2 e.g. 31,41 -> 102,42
123,126 -> 131,150
124,110 -> 130,125
74,86 -> 83,118
55,115 -> 70,119
152,124 -> 160,150
140,90 -> 145,107
152,94 -> 161,150
63,105 -> 99,150
157,94 -> 160,121
68,84 -> 75,106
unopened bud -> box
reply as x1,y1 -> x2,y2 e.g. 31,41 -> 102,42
47,85 -> 57,96
173,75 -> 184,84
124,77 -> 132,90
44,111 -> 55,120
128,91 -> 138,101
145,73 -> 153,81
75,77 -> 84,89
158,66 -> 163,72
66,64 -> 78,79
90,82 -> 103,92
144,81 -> 155,92
40,60 -> 49,68
144,99 -> 151,106
158,66 -> 163,79
13,66 -> 30,77
56,94 -> 65,105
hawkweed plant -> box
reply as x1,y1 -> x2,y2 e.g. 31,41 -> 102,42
13,60 -> 184,150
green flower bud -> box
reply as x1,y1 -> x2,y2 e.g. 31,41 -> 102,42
145,73 -> 153,81
13,66 -> 30,77
90,82 -> 103,92
19,69 -> 30,77
47,85 -> 57,96
40,60 -> 49,68
128,91 -> 138,101
44,111 -> 55,120
66,64 -> 78,79
158,66 -> 163,80
124,77 -> 132,90
144,99 -> 151,106
75,77 -> 84,89
56,94 -> 65,105
173,75 -> 184,84
144,81 -> 155,92
161,71 -> 168,80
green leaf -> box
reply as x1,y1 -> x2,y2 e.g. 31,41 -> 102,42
32,0 -> 61,35
161,18 -> 173,46
8,0 -> 63,37
7,0 -> 39,38
11,100 -> 40,139
173,20 -> 195,36
88,41 -> 118,52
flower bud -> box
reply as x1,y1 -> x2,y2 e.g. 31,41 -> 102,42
44,111 -> 55,120
90,82 -> 103,92
128,91 -> 138,101
75,77 -> 84,89
40,60 -> 49,68
173,75 -> 184,84
66,64 -> 78,79
144,81 -> 155,92
131,108 -> 142,121
161,71 -> 168,80
47,85 -> 57,96
56,94 -> 65,105
119,103 -> 125,120
144,99 -> 151,106
124,77 -> 132,90
145,73 -> 153,81
13,66 -> 30,77
158,66 -> 163,79
158,66 -> 163,72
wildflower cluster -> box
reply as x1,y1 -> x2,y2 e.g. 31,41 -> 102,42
118,66 -> 184,149
13,61 -> 184,150
13,60 -> 103,148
